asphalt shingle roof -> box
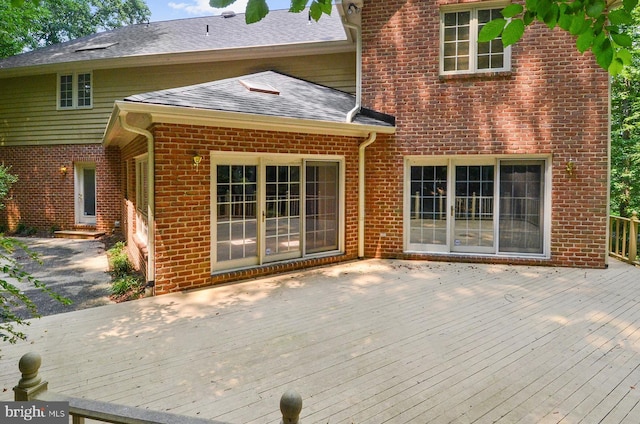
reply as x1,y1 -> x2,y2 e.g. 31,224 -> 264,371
0,7 -> 347,70
124,70 -> 394,128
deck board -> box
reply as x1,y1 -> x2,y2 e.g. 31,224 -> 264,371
1,259 -> 639,423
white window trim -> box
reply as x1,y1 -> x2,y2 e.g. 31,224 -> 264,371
403,155 -> 551,259
57,71 -> 93,110
439,2 -> 512,76
210,152 -> 346,273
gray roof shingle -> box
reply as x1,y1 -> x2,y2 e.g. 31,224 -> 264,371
0,7 -> 348,71
124,70 -> 394,128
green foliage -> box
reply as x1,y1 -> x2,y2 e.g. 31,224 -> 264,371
1,0 -> 151,58
14,222 -> 36,236
111,274 -> 142,298
209,0 -> 332,24
610,8 -> 640,217
107,241 -> 132,278
478,0 -> 639,74
0,164 -> 17,208
107,241 -> 143,300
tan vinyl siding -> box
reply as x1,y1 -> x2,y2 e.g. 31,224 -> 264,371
0,52 -> 355,147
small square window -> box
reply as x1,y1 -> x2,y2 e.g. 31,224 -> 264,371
58,72 -> 93,109
440,6 -> 511,75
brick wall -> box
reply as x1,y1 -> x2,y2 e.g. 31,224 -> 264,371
0,144 -> 121,234
119,124 -> 362,294
360,0 -> 610,267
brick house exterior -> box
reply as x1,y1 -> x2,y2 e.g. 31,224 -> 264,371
3,0 -> 611,296
359,0 -> 609,268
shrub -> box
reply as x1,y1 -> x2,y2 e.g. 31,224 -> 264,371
107,241 -> 144,301
108,241 -> 132,278
111,274 -> 143,298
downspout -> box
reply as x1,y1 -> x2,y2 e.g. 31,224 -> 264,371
358,132 -> 376,258
343,18 -> 362,123
119,111 -> 155,294
344,9 -> 374,258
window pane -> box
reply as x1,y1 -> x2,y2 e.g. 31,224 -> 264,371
478,55 -> 490,70
265,165 -> 301,258
457,56 -> 469,70
59,74 -> 73,108
444,27 -> 457,42
409,165 -> 448,245
491,54 -> 504,69
478,41 -> 490,55
216,164 -> 258,263
454,165 -> 494,248
458,41 -> 469,56
77,73 -> 91,107
83,168 -> 96,216
458,11 -> 470,25
306,161 -> 340,253
457,26 -> 469,41
499,161 -> 544,254
477,9 -> 505,70
442,11 -> 471,72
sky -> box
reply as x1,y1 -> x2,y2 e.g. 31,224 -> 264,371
145,0 -> 296,22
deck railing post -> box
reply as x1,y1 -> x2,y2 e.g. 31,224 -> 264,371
280,389 -> 302,424
13,352 -> 48,401
629,211 -> 638,263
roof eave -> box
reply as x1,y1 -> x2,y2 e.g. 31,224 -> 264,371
103,101 -> 395,147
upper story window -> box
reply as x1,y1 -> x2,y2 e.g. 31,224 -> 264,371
440,5 -> 511,75
58,72 -> 92,109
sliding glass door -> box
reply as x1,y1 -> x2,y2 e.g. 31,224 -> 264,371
406,158 -> 547,257
213,156 -> 342,272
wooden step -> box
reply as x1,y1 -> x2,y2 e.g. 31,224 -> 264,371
54,230 -> 105,240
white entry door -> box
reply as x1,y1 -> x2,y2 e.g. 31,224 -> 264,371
75,163 -> 96,225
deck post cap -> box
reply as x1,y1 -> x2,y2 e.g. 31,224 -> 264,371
18,352 -> 42,388
280,389 -> 302,423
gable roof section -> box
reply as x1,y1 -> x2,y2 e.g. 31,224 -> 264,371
0,6 -> 351,78
104,71 -> 395,146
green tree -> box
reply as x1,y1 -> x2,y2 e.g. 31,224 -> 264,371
210,0 -> 332,23
477,0 -> 638,75
0,164 -> 70,353
611,9 -> 640,217
1,0 -> 150,58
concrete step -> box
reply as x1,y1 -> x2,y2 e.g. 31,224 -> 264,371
54,230 -> 105,240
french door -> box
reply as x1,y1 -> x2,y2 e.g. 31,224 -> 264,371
406,158 -> 547,256
213,157 -> 342,271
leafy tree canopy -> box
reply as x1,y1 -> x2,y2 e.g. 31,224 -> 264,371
477,0 -> 639,75
610,7 -> 640,216
211,0 -> 638,75
1,0 -> 150,58
210,0 -> 332,23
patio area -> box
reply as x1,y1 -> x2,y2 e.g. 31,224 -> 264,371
1,258 -> 640,423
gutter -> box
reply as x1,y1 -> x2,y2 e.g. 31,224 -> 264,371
358,132 -> 376,258
118,111 -> 156,295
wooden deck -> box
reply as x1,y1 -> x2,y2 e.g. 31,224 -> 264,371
1,259 -> 640,423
